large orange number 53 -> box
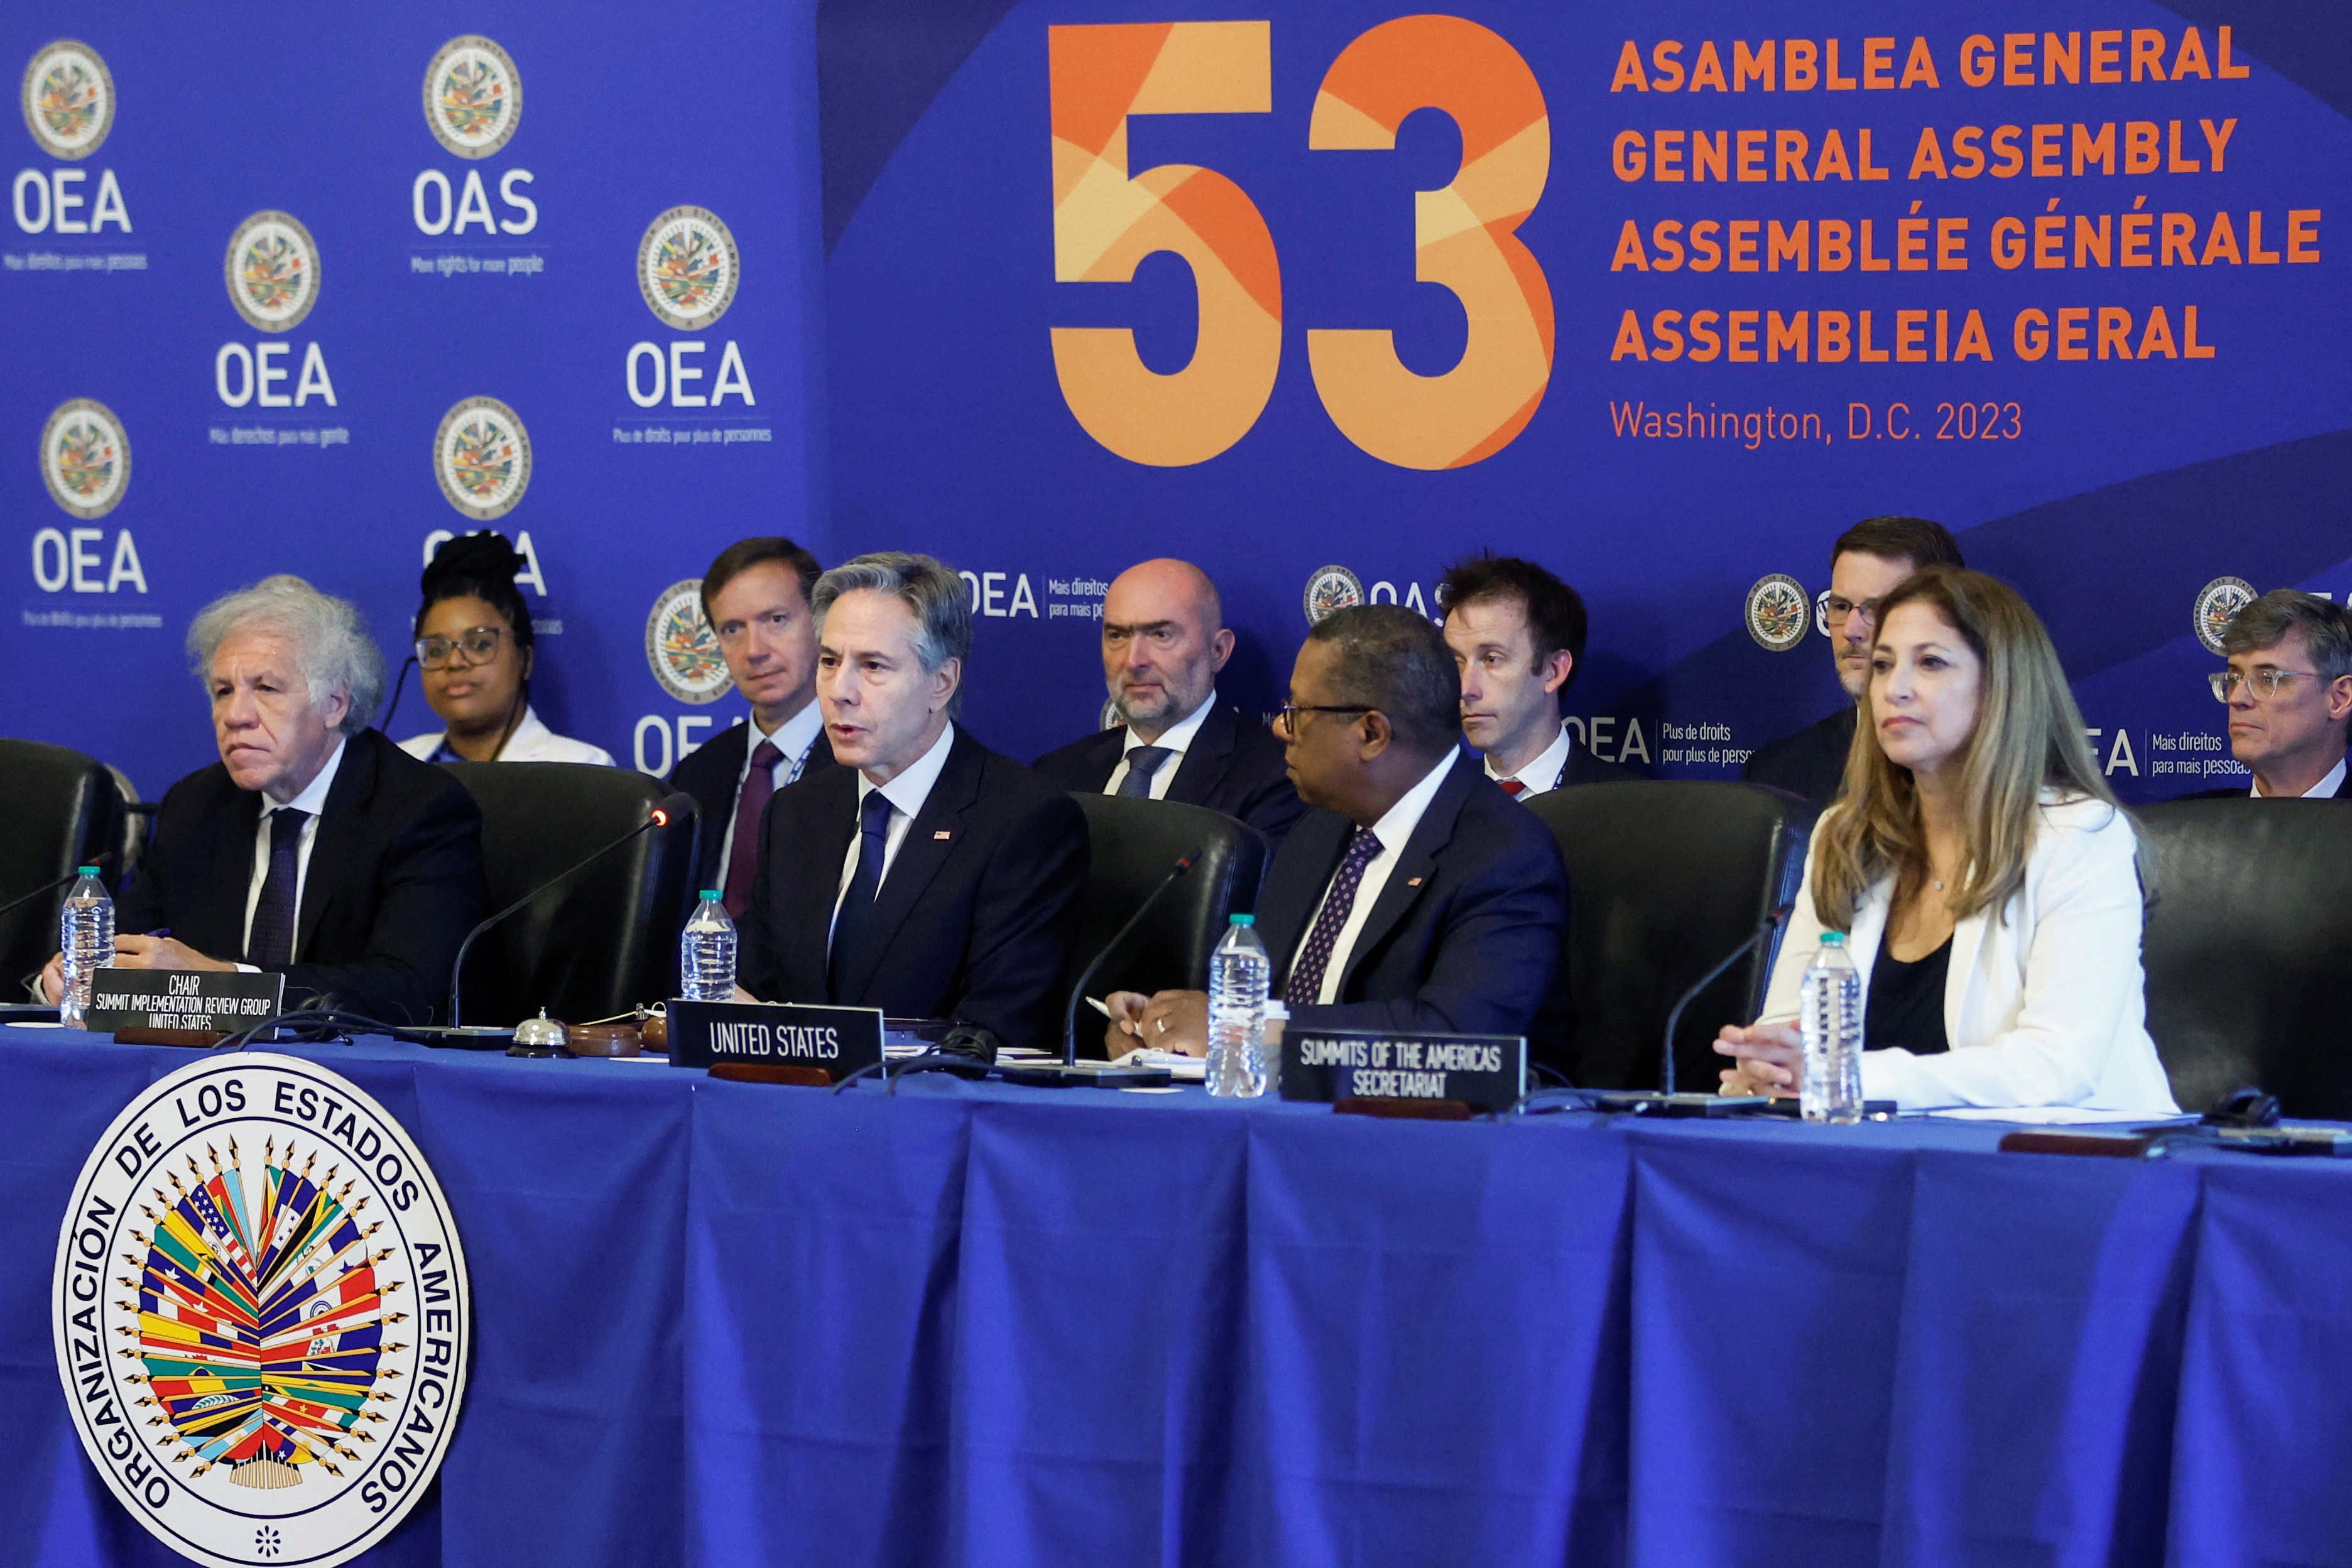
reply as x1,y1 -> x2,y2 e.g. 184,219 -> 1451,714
1309,16 -> 1553,469
1049,23 -> 1282,467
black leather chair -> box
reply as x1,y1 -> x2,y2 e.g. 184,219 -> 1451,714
2135,798 -> 2352,1118
438,762 -> 697,1027
1062,795 -> 1268,1057
1527,781 -> 1817,1091
0,740 -> 127,994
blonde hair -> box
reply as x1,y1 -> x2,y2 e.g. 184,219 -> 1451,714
1812,567 -> 2116,930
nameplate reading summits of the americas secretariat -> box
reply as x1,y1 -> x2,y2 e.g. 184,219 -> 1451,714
1281,1028 -> 1527,1112
87,968 -> 285,1035
667,999 -> 885,1077
52,1054 -> 469,1568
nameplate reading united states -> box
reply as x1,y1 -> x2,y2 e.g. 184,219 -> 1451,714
88,969 -> 285,1036
667,999 -> 884,1077
1280,1028 -> 1526,1112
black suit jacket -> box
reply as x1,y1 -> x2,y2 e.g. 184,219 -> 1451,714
2172,783 -> 2351,800
1258,753 -> 1574,1070
1743,705 -> 1857,810
1033,700 -> 1306,847
737,727 -> 1088,1051
1530,731 -> 1637,790
116,728 -> 484,1025
667,716 -> 838,891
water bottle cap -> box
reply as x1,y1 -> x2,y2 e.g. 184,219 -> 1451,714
1821,931 -> 1846,947
78,865 -> 99,876
1229,913 -> 1255,925
700,889 -> 721,900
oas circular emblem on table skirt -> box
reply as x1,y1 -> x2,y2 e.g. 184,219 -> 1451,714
433,396 -> 530,521
645,577 -> 732,704
2194,575 -> 2255,657
1302,564 -> 1363,625
52,1054 -> 469,1568
22,39 -> 114,160
638,206 -> 741,331
224,212 -> 321,334
41,397 -> 129,520
422,35 -> 520,159
1745,573 -> 1810,651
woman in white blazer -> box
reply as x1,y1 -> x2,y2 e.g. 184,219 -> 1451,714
1717,567 -> 2177,1113
395,533 -> 615,768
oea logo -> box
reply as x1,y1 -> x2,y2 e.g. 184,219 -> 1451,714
14,40 -> 132,237
624,207 -> 755,410
216,211 -> 337,410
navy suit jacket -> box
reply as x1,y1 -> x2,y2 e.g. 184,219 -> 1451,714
1258,753 -> 1575,1070
1033,700 -> 1306,847
1743,705 -> 1856,810
667,716 -> 838,892
736,727 -> 1088,1052
116,728 -> 485,1025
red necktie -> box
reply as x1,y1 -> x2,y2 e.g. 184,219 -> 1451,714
1498,779 -> 1526,797
722,741 -> 782,918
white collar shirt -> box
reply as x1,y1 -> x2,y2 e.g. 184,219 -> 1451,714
1293,751 -> 1456,1005
237,738 -> 347,966
1104,690 -> 1216,800
831,721 -> 958,937
1484,722 -> 1574,798
715,700 -> 827,876
2253,756 -> 2347,798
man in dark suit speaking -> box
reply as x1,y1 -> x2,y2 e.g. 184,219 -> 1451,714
1106,604 -> 1573,1067
736,552 -> 1087,1050
41,575 -> 484,1023
1033,557 -> 1304,846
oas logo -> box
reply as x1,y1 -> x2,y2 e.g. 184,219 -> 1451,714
2194,576 -> 2254,656
433,397 -> 530,521
41,398 -> 128,520
53,1054 -> 468,1568
224,212 -> 320,333
645,579 -> 731,704
423,36 -> 520,159
1302,565 -> 1363,625
23,40 -> 113,159
639,206 -> 740,330
1745,574 -> 1809,651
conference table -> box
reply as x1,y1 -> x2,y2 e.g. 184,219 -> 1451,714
5,1029 -> 2348,1568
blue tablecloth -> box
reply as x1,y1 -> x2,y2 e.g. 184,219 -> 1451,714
4,1029 -> 2348,1567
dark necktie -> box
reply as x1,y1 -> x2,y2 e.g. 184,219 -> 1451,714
722,739 -> 783,918
1498,778 -> 1527,797
825,790 -> 897,998
1118,744 -> 1173,798
246,807 -> 309,967
1283,826 -> 1383,1007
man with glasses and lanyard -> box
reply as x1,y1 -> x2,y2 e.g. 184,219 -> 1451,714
1102,604 -> 1577,1079
1745,516 -> 1966,808
2175,590 -> 2352,800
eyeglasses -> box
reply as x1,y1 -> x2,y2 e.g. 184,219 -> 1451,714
1823,595 -> 1886,627
416,626 -> 507,668
2209,667 -> 2323,702
1272,703 -> 1373,736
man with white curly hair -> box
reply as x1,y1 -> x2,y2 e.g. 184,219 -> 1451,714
41,574 -> 484,1024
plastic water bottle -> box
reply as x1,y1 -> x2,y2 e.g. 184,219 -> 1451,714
58,866 -> 114,1031
678,891 -> 736,1001
1206,913 -> 1271,1097
1799,932 -> 1864,1124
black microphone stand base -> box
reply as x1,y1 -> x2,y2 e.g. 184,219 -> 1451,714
1587,1089 -> 1773,1118
392,1024 -> 517,1051
998,1060 -> 1176,1089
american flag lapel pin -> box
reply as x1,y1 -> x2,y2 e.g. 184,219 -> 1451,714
934,829 -> 953,840
1407,876 -> 1423,887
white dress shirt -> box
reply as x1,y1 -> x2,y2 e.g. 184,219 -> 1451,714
236,738 -> 347,966
1484,722 -> 1576,798
2251,757 -> 2346,798
712,700 -> 828,878
830,721 -> 958,939
1103,691 -> 1216,800
1292,751 -> 1455,1004
398,705 -> 614,766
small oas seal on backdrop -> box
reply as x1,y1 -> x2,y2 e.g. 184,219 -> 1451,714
645,578 -> 732,704
224,211 -> 320,334
41,397 -> 129,520
433,396 -> 530,521
638,206 -> 741,331
1745,573 -> 1810,652
423,35 -> 520,159
22,40 -> 114,159
1302,564 -> 1363,626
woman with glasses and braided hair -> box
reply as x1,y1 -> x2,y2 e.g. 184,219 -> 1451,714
396,532 -> 612,766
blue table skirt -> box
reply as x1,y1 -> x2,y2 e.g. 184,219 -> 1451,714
5,1030 -> 2348,1568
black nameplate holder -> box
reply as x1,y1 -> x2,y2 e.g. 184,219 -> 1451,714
668,999 -> 884,1079
1280,1027 -> 1526,1113
87,969 -> 285,1037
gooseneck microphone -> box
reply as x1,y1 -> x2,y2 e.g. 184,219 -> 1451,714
0,849 -> 118,922
446,792 -> 695,1027
1062,850 -> 1200,1066
1658,901 -> 1795,1094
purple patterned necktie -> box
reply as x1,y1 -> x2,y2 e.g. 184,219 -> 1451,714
1283,825 -> 1383,1007
723,740 -> 783,919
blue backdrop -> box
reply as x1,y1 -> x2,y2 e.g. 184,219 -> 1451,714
4,1 -> 2348,803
